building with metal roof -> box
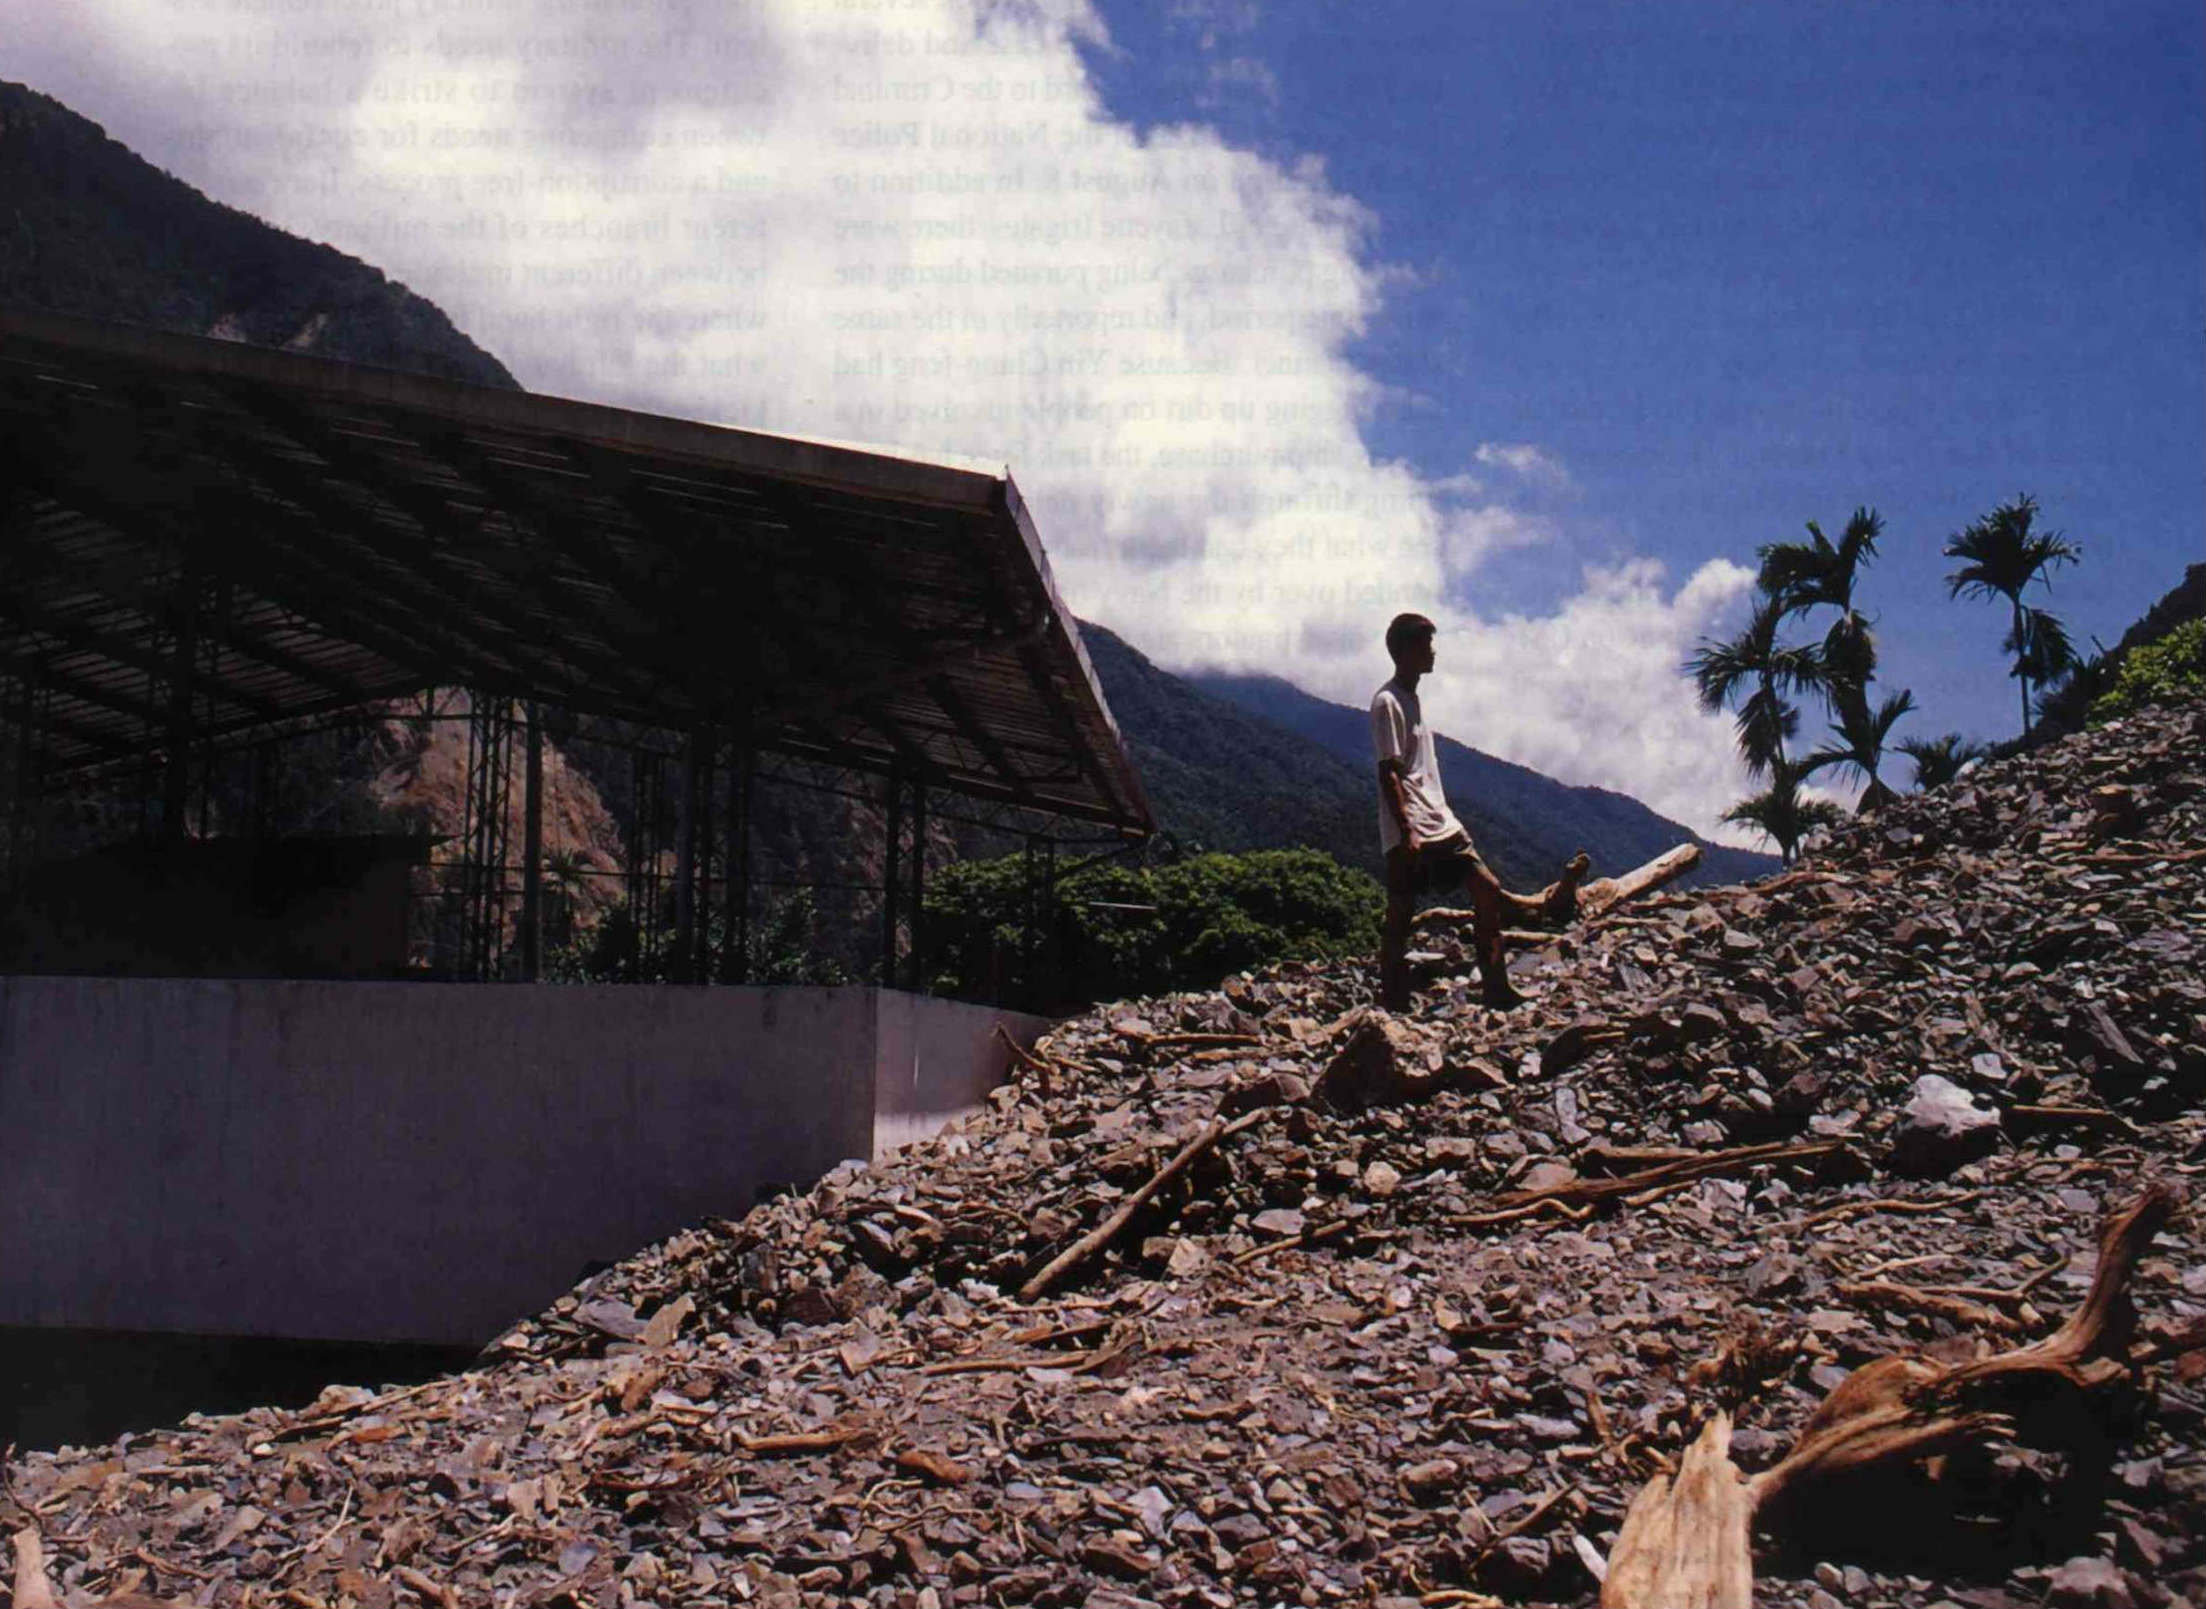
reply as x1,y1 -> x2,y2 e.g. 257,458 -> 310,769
0,308 -> 1151,984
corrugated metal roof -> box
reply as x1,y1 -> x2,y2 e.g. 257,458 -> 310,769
0,309 -> 1151,833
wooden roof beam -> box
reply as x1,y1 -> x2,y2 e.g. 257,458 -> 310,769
923,673 -> 1041,808
216,432 -> 660,709
0,591 -> 286,722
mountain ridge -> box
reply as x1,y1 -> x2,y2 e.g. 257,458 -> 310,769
0,79 -> 516,390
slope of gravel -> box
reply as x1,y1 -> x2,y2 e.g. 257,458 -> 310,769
7,700 -> 2203,1609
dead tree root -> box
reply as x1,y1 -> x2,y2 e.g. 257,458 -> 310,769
1601,1184 -> 2180,1608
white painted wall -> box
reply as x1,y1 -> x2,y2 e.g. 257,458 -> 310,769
0,979 -> 1044,1345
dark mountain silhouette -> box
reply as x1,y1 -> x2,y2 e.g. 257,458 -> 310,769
1077,623 -> 1377,872
0,80 -> 515,389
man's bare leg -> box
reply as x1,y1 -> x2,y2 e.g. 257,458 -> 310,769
1463,859 -> 1524,1009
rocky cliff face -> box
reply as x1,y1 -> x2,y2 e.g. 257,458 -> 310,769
362,696 -> 629,947
10,698 -> 2200,1608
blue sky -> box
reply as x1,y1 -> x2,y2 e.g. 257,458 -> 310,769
1084,0 -> 2204,736
9,0 -> 2200,837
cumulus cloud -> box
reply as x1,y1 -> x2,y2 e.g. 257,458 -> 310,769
6,0 -> 1760,838
1438,503 -> 1553,578
1473,441 -> 1574,491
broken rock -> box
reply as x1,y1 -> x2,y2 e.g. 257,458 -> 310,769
1315,1012 -> 1448,1111
1889,1072 -> 2003,1177
2044,1554 -> 2136,1609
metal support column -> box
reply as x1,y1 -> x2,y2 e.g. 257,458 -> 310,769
1037,837 -> 1058,1012
722,742 -> 753,983
2,672 -> 37,893
459,692 -> 515,980
907,782 -> 927,992
1019,834 -> 1038,1008
690,731 -> 715,985
625,749 -> 665,981
880,767 -> 903,987
519,701 -> 544,981
674,728 -> 701,984
161,565 -> 199,844
250,739 -> 277,839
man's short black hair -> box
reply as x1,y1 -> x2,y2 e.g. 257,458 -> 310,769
1385,612 -> 1437,660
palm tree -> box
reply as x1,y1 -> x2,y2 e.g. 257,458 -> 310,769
1756,506 -> 1918,811
1803,687 -> 1918,811
542,847 -> 592,948
2031,642 -> 2114,737
1757,507 -> 1885,694
1688,591 -> 1827,780
1896,732 -> 1989,791
1720,758 -> 1847,865
1944,494 -> 2083,737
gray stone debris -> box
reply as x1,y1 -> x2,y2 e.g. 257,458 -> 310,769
5,697 -> 2203,1609
1889,1072 -> 2004,1177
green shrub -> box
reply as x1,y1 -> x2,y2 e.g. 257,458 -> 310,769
922,847 -> 1383,1010
2091,619 -> 2206,722
547,890 -> 849,985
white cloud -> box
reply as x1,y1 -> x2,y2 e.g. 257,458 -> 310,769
6,0 -> 1762,841
1410,558 -> 1761,839
1473,441 -> 1574,491
1167,0 -> 1264,47
1201,56 -> 1281,113
1438,504 -> 1553,577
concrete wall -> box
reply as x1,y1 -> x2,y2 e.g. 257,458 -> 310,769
0,978 -> 1046,1346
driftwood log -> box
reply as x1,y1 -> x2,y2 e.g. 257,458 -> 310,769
1578,843 -> 1703,921
1602,1415 -> 1755,1609
1412,850 -> 1590,935
1601,1184 -> 2178,1609
1414,843 -> 1701,939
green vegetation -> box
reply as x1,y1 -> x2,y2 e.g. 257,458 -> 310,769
1688,594 -> 1822,782
1075,626 -> 1378,875
922,847 -> 1383,1010
548,890 -> 851,986
1692,507 -> 1917,855
1895,732 -> 1991,791
1944,494 -> 2083,738
1718,757 -> 1847,866
0,80 -> 515,389
2090,619 -> 2206,722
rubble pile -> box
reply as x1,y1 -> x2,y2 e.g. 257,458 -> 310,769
8,700 -> 2204,1609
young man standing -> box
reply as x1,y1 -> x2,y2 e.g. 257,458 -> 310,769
1371,612 -> 1521,1012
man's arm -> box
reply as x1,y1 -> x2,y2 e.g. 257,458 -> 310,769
1371,692 -> 1423,852
1377,755 -> 1421,852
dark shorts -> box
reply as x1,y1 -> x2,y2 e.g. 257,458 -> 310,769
1386,832 -> 1495,897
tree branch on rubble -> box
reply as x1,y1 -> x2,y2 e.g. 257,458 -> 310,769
1480,1140 -> 1843,1221
1017,1106 -> 1276,1302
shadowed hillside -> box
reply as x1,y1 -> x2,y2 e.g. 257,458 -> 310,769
1078,622 -> 1379,872
0,80 -> 515,389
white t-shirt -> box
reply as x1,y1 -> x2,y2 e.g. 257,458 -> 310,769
1370,678 -> 1464,854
